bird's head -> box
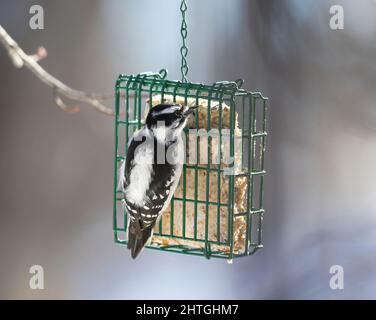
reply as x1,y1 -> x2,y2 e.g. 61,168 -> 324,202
145,103 -> 197,142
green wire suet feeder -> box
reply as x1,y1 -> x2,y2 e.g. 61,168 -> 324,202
113,0 -> 268,260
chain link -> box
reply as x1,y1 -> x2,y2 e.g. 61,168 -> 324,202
180,0 -> 189,82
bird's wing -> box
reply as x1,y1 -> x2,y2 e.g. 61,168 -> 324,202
124,161 -> 178,228
122,130 -> 183,258
123,132 -> 181,227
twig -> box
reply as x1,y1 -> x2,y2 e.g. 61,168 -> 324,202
0,24 -> 115,116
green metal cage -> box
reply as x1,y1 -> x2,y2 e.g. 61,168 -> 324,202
113,70 -> 267,260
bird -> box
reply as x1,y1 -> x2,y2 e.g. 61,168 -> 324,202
118,103 -> 197,259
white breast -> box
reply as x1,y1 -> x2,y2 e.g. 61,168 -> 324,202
125,130 -> 154,207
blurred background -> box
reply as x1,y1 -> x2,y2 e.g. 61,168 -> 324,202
1,0 -> 376,299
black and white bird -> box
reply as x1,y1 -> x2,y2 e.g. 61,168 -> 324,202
118,103 -> 197,259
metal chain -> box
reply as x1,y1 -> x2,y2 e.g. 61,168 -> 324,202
180,0 -> 189,82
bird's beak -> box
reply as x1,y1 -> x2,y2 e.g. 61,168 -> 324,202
183,105 -> 198,116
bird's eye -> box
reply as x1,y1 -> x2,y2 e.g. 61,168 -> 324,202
174,110 -> 181,117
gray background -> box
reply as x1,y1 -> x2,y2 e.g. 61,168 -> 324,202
0,0 -> 375,299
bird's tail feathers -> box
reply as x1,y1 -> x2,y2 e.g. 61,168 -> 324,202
127,221 -> 153,259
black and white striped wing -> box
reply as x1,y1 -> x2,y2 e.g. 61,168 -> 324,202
121,133 -> 180,229
124,163 -> 178,228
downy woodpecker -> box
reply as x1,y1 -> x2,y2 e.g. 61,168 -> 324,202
118,103 -> 197,258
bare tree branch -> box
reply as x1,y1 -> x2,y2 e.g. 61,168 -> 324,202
0,24 -> 115,116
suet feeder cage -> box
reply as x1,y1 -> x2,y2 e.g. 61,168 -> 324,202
113,1 -> 268,260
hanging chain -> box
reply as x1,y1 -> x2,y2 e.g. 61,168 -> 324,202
180,0 -> 189,82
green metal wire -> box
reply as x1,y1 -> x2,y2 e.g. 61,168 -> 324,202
204,85 -> 214,258
113,70 -> 268,259
182,86 -> 190,238
180,0 -> 189,82
193,84 -> 203,241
